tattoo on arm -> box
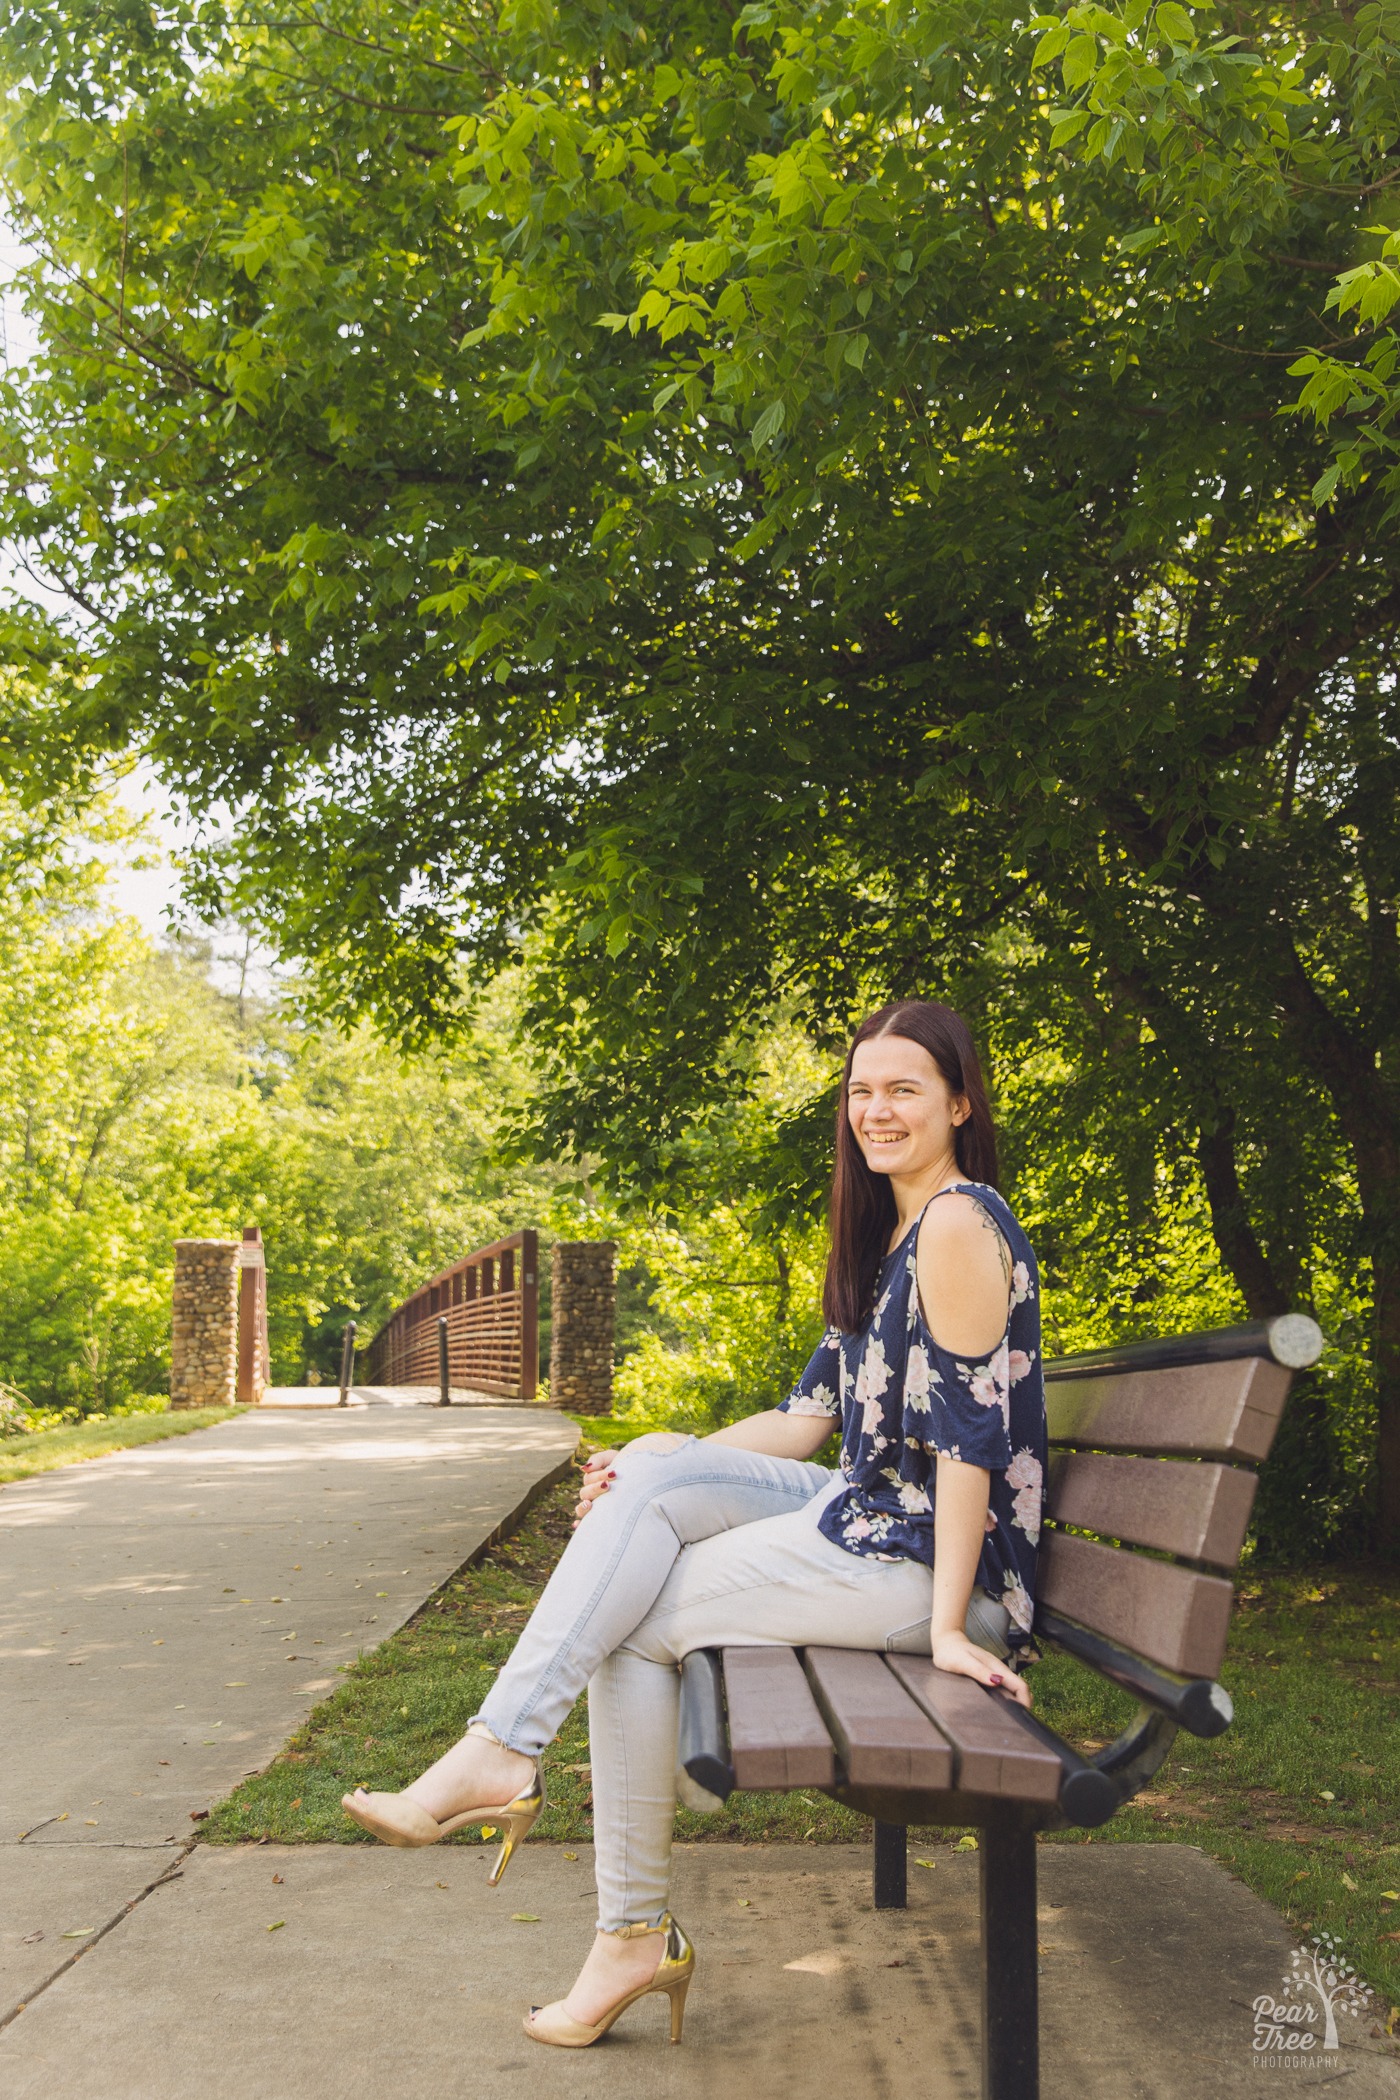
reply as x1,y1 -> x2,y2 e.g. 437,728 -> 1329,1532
974,1204 -> 1012,1287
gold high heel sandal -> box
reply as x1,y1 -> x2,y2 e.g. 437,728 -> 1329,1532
341,1761 -> 543,1886
524,1915 -> 695,2049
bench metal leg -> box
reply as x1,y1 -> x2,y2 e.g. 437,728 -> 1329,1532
873,1820 -> 907,1909
980,1820 -> 1038,2100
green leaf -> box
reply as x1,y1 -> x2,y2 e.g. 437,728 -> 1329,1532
1049,109 -> 1090,145
1154,2 -> 1195,44
750,398 -> 786,448
1061,34 -> 1099,87
1031,24 -> 1072,67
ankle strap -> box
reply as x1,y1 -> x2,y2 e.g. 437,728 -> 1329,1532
601,1913 -> 672,1939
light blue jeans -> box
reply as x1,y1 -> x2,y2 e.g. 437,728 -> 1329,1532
474,1435 -> 1010,1930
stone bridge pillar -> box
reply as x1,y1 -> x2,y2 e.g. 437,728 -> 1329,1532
170,1239 -> 240,1408
550,1241 -> 616,1415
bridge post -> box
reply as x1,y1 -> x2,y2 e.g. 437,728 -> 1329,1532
549,1241 -> 616,1415
236,1228 -> 269,1405
171,1239 -> 239,1409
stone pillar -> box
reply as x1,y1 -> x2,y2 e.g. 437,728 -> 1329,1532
549,1241 -> 616,1415
170,1239 -> 239,1409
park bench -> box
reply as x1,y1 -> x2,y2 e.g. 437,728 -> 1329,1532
676,1315 -> 1323,2100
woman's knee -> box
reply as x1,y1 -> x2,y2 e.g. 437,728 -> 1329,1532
606,1432 -> 696,1480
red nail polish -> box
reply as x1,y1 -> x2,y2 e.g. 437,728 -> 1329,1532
989,1673 -> 1003,1686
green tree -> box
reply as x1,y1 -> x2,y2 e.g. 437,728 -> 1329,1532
0,779 -> 242,1405
1,0 -> 1397,1537
0,771 -> 565,1403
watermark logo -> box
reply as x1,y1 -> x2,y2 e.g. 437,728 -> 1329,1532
1252,1932 -> 1373,2070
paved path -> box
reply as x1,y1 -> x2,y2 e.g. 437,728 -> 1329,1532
259,1385 -> 560,1409
0,1402 -> 577,2026
2,1841 -> 1395,2097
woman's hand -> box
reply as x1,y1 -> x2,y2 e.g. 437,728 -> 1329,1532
571,1433 -> 690,1527
930,1628 -> 1033,1709
572,1449 -> 616,1527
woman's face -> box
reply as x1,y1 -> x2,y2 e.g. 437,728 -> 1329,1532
846,1033 -> 968,1180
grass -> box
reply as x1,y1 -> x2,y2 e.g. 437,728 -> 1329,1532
0,1405 -> 247,1483
204,1445 -> 1400,2012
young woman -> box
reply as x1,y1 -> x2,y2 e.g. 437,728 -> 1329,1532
343,999 -> 1046,2049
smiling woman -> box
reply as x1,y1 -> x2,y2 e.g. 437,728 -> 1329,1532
339,999 -> 1047,2051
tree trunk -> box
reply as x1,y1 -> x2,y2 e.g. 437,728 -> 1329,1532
1270,941 -> 1400,1553
1195,1108 -> 1292,1320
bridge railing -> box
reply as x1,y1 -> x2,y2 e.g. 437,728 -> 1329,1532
364,1229 -> 540,1400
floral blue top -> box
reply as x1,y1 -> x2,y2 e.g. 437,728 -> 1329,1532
778,1182 -> 1046,1649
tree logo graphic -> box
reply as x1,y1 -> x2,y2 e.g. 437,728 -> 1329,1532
1252,1932 -> 1373,2063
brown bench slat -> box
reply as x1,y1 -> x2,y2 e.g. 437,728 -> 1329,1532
886,1657 -> 1062,1802
722,1647 -> 836,1790
1045,1355 -> 1291,1462
802,1648 -> 954,1791
1046,1452 -> 1258,1569
1038,1531 -> 1235,1677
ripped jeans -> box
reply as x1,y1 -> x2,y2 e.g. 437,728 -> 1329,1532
473,1435 -> 1010,1930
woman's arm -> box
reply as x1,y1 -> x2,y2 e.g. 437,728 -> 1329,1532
918,1194 -> 1030,1705
572,1407 -> 832,1523
705,1408 -> 835,1459
929,1454 -> 1031,1707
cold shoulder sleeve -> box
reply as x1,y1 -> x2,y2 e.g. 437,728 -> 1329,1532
778,1328 -> 843,1417
904,1333 -> 1017,1470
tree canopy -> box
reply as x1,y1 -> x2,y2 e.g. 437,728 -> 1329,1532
1,0 -> 1398,1539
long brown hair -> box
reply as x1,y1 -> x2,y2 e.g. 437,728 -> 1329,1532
822,1000 -> 999,1333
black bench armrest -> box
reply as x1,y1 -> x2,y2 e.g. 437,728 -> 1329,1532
1036,1607 -> 1234,1737
678,1649 -> 733,1803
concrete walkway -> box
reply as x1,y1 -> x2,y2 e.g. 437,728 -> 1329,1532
259,1385 -> 559,1410
0,1401 -> 577,2028
2,1840 -> 1395,2098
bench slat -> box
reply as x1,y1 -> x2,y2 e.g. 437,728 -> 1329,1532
886,1657 -> 1062,1801
802,1648 -> 954,1791
722,1647 -> 836,1790
1045,1355 -> 1291,1462
1046,1452 -> 1258,1569
1038,1531 -> 1235,1677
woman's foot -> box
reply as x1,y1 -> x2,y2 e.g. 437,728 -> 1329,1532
524,1917 -> 695,2048
399,1728 -> 535,1824
341,1726 -> 541,1877
562,1928 -> 668,2027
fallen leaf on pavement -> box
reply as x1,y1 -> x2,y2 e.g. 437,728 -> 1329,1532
267,1921 -> 285,1932
271,1874 -> 283,1885
511,1914 -> 540,1924
915,1858 -> 937,1870
61,1929 -> 95,1939
189,1809 -> 209,1822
